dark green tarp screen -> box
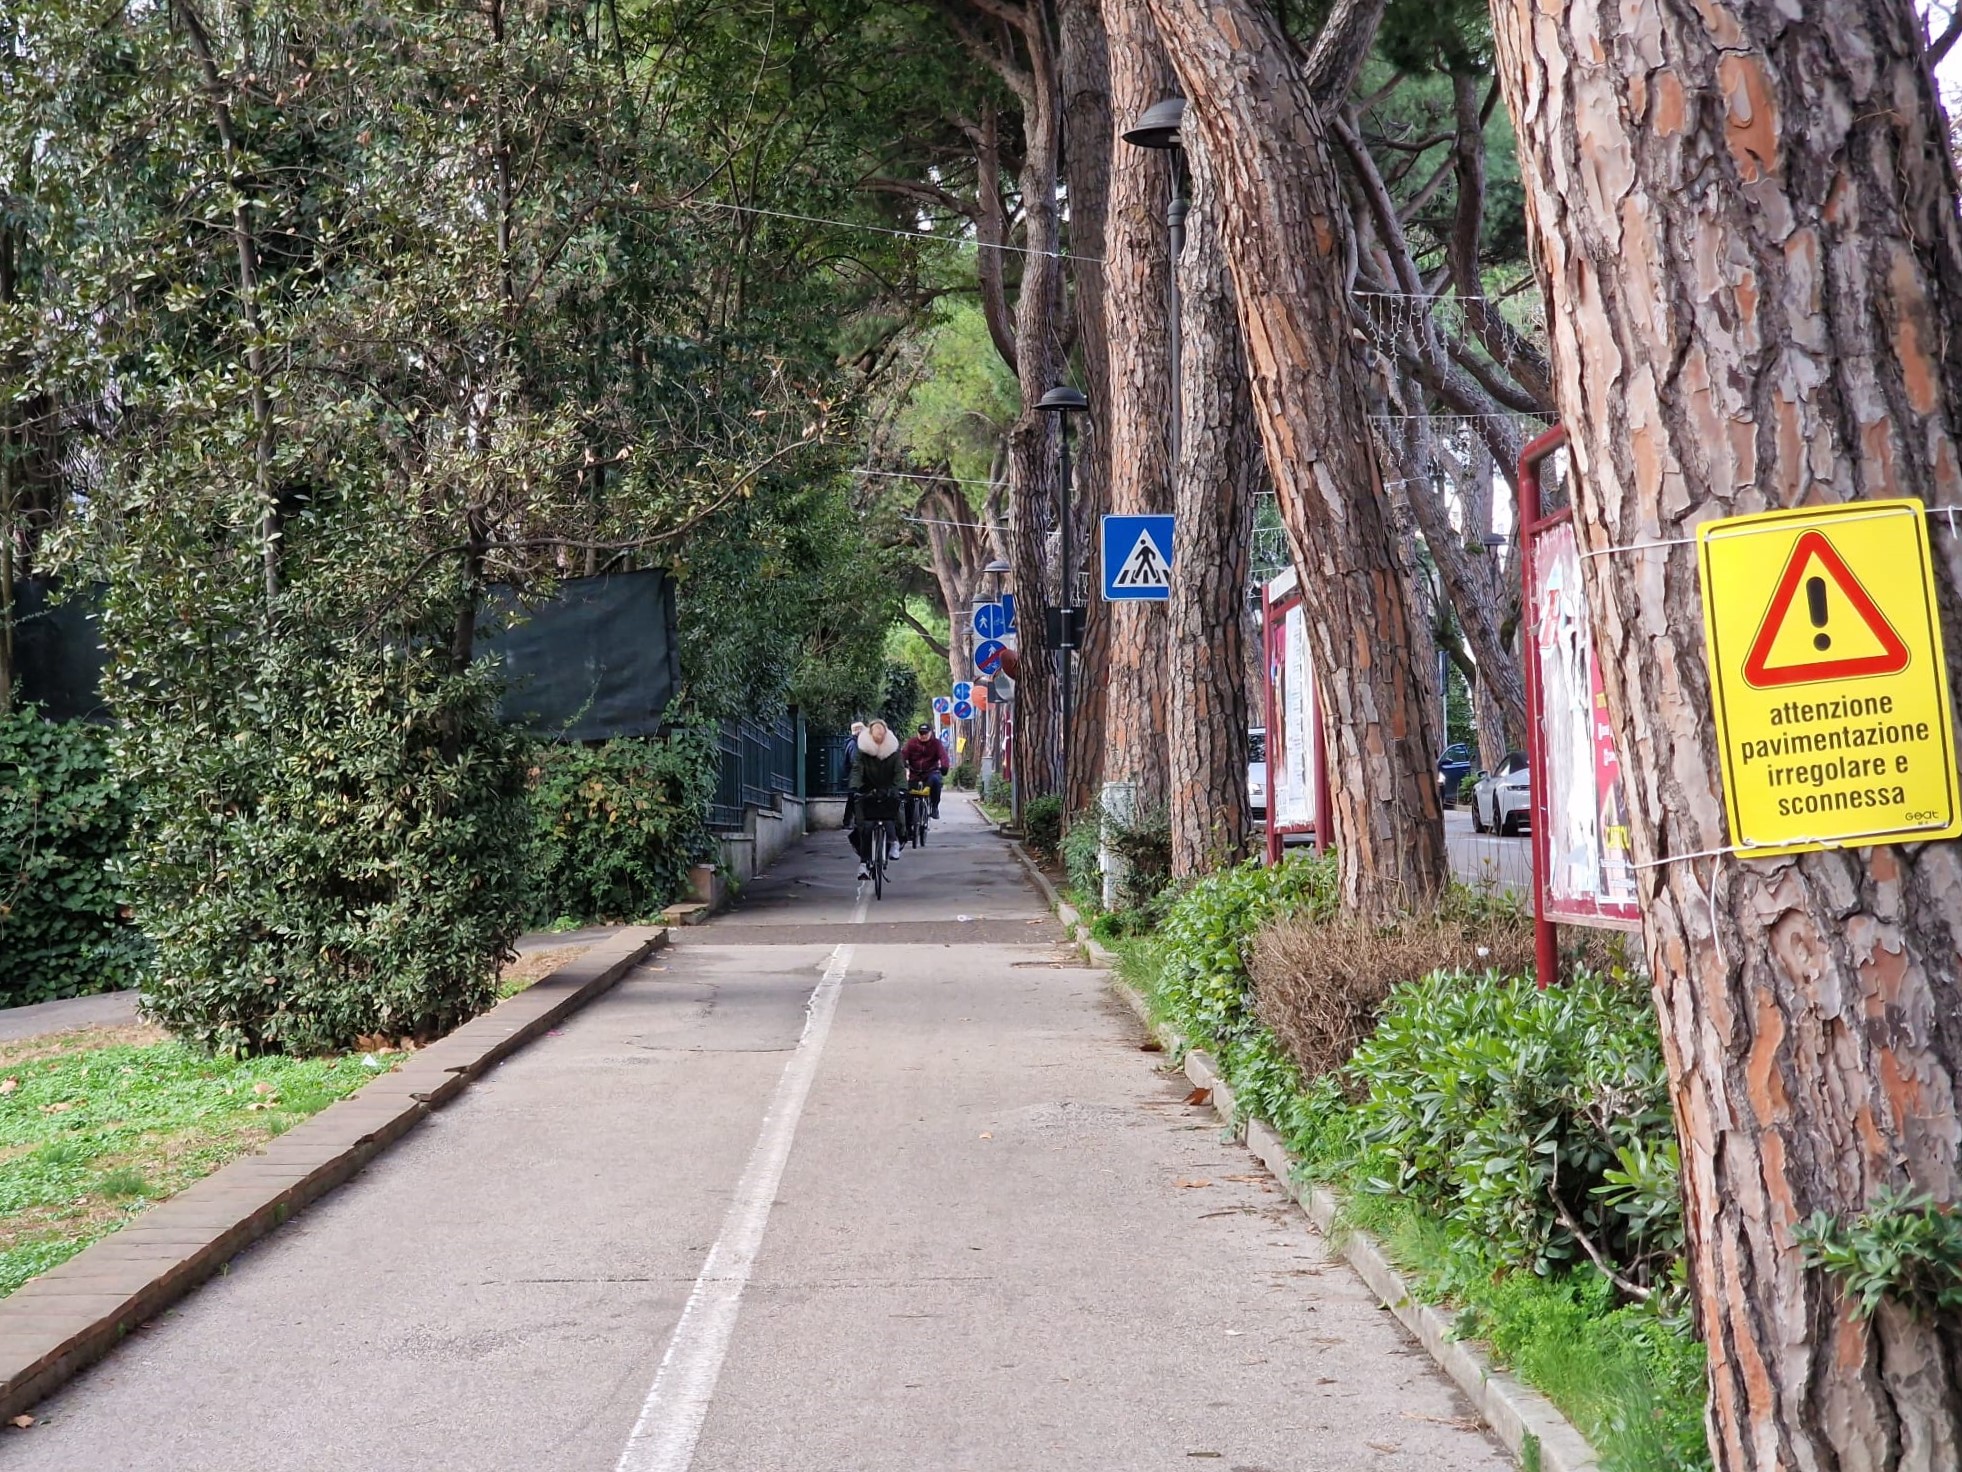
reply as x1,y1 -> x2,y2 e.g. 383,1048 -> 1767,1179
482,569 -> 680,741
10,571 -> 679,742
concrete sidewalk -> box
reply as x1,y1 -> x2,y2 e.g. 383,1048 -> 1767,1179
6,804 -> 1509,1471
0,990 -> 141,1043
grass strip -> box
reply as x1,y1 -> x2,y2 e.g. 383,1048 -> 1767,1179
0,1026 -> 396,1296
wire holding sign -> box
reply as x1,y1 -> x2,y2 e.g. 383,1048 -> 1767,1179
1699,499 -> 1961,855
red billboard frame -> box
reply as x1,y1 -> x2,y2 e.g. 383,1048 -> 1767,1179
1518,426 -> 1643,988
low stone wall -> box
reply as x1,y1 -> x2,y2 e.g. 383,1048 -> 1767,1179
714,793 -> 820,886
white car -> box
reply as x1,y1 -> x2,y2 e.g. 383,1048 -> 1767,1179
1247,727 -> 1267,818
1472,751 -> 1532,836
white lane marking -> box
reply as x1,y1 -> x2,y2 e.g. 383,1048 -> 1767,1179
615,888 -> 864,1472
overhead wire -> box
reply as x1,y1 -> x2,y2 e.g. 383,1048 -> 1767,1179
675,196 -> 1100,265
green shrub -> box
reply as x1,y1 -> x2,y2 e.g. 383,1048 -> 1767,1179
1349,968 -> 1682,1291
1061,810 -> 1102,902
1128,860 -> 1705,1472
1022,794 -> 1063,857
0,708 -> 145,1005
1152,851 -> 1339,1056
526,730 -> 717,925
1103,801 -> 1172,911
949,761 -> 976,790
123,642 -> 533,1056
1796,1186 -> 1962,1321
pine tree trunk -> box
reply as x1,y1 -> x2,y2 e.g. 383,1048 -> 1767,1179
1167,136 -> 1256,875
1491,2 -> 1962,1465
1146,0 -> 1448,914
1062,0 -> 1114,815
998,18 -> 1068,801
1097,0 -> 1176,814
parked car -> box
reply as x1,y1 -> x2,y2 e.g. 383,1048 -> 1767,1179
1472,750 -> 1532,835
1247,727 -> 1267,819
1436,742 -> 1472,808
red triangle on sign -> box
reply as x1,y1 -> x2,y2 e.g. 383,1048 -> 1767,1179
1741,530 -> 1909,688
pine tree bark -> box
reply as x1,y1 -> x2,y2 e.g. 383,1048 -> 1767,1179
944,0 -> 1068,798
1096,0 -> 1175,814
1061,0 -> 1114,814
1492,1 -> 1962,1465
1145,0 -> 1448,914
1167,136 -> 1256,876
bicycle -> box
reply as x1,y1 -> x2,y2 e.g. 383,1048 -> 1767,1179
854,788 -> 902,900
905,781 -> 933,848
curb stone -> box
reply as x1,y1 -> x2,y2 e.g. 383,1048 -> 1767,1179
1008,841 -> 1601,1472
0,924 -> 667,1421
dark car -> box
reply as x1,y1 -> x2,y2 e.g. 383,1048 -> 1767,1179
1436,742 -> 1472,808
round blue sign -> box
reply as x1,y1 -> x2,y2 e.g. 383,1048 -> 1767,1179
973,638 -> 1007,674
931,696 -> 951,714
952,680 -> 973,701
953,699 -> 975,720
973,602 -> 1009,640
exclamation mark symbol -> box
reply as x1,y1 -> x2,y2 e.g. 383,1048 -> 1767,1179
1807,575 -> 1831,651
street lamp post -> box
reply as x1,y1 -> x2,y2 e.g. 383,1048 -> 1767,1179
1122,95 -> 1188,464
1111,97 -> 1188,895
1036,385 -> 1089,796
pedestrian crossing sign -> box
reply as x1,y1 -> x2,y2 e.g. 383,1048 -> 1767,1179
1102,514 -> 1175,601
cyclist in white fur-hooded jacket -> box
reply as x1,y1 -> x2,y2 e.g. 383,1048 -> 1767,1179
843,719 -> 906,875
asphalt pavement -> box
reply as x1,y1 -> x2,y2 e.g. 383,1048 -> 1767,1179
1443,807 -> 1531,895
6,803 -> 1509,1471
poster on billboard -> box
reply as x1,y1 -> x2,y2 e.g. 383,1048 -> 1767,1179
1529,520 -> 1640,928
1263,568 -> 1323,854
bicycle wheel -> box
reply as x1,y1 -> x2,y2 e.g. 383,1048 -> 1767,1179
914,801 -> 929,848
873,822 -> 886,899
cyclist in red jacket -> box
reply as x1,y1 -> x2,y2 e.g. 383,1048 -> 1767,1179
902,724 -> 950,819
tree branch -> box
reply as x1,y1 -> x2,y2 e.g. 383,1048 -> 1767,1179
1302,0 -> 1389,106
899,605 -> 951,657
1933,3 -> 1962,62
1445,71 -> 1554,408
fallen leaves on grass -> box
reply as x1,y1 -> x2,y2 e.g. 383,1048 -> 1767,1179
0,1078 -> 15,1095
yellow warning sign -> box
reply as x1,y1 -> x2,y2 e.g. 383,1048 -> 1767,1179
1699,499 -> 1960,855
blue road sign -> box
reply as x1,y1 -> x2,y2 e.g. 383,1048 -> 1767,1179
931,696 -> 952,715
973,602 -> 1009,641
1102,514 -> 1175,601
973,638 -> 1007,674
953,699 -> 975,720
1000,592 -> 1016,633
952,680 -> 973,702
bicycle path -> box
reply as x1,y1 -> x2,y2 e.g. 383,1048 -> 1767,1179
6,802 -> 1509,1471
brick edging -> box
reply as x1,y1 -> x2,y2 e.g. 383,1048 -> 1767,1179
1013,852 -> 1602,1472
0,925 -> 666,1420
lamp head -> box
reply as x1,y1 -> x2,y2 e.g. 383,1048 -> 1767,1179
1122,96 -> 1186,151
